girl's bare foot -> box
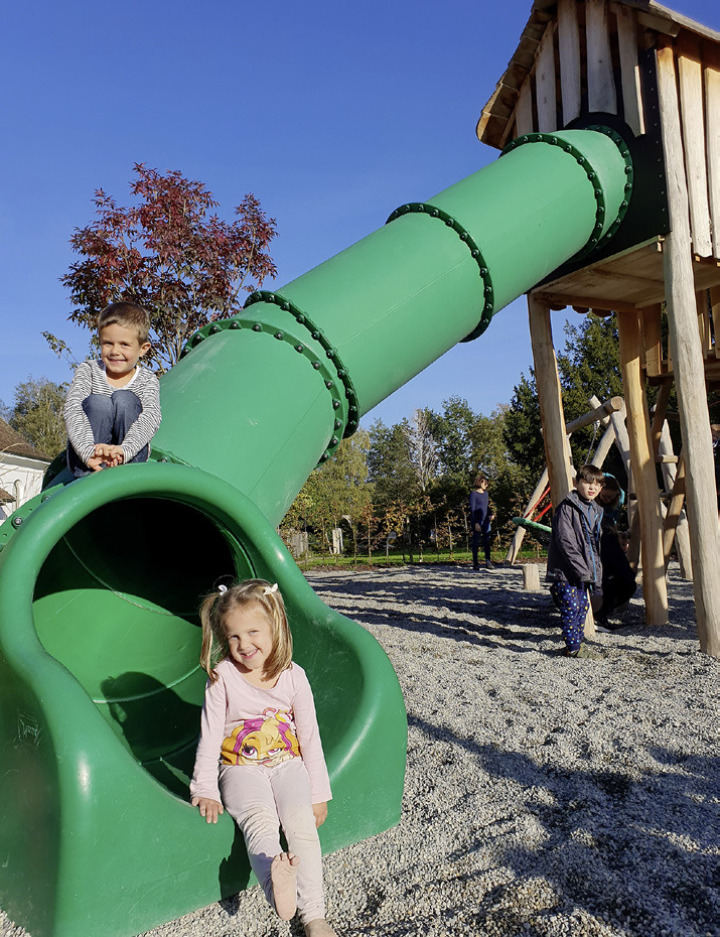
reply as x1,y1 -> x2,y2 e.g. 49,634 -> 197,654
271,852 -> 299,920
304,920 -> 338,936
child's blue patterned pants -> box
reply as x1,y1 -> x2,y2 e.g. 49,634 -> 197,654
550,581 -> 589,652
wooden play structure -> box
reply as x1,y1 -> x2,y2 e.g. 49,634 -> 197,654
477,0 -> 720,656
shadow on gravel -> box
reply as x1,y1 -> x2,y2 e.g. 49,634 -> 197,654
307,566 -> 700,648
404,711 -> 718,937
333,605 -> 552,654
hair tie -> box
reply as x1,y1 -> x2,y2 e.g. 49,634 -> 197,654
264,583 -> 278,595
218,584 -> 228,594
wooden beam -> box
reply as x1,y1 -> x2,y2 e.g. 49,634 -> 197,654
565,396 -> 624,432
532,291 -> 641,314
558,0 -> 582,126
613,2 -> 646,136
505,468 -> 549,565
586,0 -> 617,115
641,304 -> 664,377
536,21 -> 557,132
662,454 -> 687,568
617,309 -> 668,625
657,41 -> 720,656
515,78 -> 535,136
528,296 -> 573,513
677,35 -> 713,258
650,380 -> 673,458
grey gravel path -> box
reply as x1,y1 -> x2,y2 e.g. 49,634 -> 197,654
2,563 -> 718,937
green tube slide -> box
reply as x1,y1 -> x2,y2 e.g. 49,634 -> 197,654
0,127 -> 633,937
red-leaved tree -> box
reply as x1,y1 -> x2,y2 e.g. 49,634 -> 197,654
56,164 -> 277,372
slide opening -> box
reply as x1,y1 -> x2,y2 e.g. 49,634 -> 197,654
31,497 -> 254,794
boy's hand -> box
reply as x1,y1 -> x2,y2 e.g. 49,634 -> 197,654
312,802 -> 328,827
92,444 -> 125,468
86,454 -> 107,472
191,796 -> 224,824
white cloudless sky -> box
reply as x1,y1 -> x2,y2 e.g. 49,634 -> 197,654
2,0 -> 718,429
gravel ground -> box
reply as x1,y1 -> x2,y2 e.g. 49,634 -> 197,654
2,563 -> 718,937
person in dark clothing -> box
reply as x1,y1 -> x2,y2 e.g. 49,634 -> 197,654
594,476 -> 636,626
469,475 -> 494,570
546,464 -> 604,658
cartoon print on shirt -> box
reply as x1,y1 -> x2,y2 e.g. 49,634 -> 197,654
221,708 -> 300,767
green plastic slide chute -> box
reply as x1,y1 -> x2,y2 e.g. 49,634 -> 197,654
0,127 -> 633,937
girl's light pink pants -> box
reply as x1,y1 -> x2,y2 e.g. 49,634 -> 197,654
220,757 -> 325,923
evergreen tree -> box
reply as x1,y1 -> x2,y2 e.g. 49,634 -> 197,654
2,377 -> 67,458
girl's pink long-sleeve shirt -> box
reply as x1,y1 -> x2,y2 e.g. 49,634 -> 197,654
190,658 -> 332,806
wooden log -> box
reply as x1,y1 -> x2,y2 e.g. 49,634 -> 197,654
536,22 -> 558,132
657,41 -> 720,656
592,423 -> 617,468
650,380 -> 673,459
613,2 -> 646,135
677,35 -> 713,258
617,309 -> 669,625
522,564 -> 542,592
586,0 -> 617,114
528,296 -> 574,514
662,453 -> 686,560
641,304 -> 664,377
505,468 -> 549,564
609,401 -> 632,479
558,0 -> 582,126
565,396 -> 624,433
588,396 -> 622,469
655,413 -> 690,581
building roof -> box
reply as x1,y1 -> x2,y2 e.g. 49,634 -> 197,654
477,0 -> 720,149
0,418 -> 52,463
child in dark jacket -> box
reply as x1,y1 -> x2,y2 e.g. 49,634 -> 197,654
546,464 -> 604,658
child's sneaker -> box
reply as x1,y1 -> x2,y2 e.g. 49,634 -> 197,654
485,561 -> 494,569
563,645 -> 601,659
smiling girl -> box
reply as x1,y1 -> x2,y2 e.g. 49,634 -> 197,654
190,579 -> 336,937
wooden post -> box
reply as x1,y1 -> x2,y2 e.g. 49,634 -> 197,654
528,296 -> 597,639
657,426 -> 693,579
522,564 -> 542,592
658,42 -> 720,657
616,310 -> 668,625
528,296 -> 573,511
589,394 -> 623,467
506,468 -> 549,564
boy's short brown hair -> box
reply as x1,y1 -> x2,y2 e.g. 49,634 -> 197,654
98,301 -> 151,344
576,463 -> 605,484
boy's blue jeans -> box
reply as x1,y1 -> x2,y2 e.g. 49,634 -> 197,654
67,390 -> 149,477
550,581 -> 590,652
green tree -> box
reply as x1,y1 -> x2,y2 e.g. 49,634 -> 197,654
503,371 -> 545,484
2,377 -> 67,458
367,419 -> 417,507
285,430 -> 372,558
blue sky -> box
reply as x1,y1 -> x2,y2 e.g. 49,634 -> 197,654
2,0 -> 718,429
